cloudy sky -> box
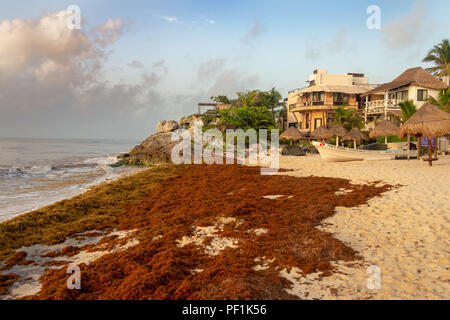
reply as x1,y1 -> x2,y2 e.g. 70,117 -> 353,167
0,0 -> 449,139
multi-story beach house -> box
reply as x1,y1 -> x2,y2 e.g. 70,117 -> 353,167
361,67 -> 449,124
287,70 -> 374,133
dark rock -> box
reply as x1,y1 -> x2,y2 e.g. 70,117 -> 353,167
281,145 -> 306,156
123,132 -> 178,165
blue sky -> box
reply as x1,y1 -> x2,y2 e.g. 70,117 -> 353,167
0,0 -> 449,139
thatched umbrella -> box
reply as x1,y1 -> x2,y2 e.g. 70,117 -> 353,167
343,128 -> 368,149
399,103 -> 450,166
280,127 -> 303,145
329,124 -> 347,146
369,120 -> 400,144
311,126 -> 332,141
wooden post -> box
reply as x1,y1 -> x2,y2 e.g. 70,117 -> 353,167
417,136 -> 421,160
428,137 -> 432,167
407,134 -> 410,161
434,137 -> 438,158
385,136 -> 388,145
365,96 -> 368,125
354,139 -> 357,149
336,136 -> 339,147
384,92 -> 388,119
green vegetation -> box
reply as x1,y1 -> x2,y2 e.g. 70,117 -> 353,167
398,100 -> 417,123
209,88 -> 283,129
218,106 -> 276,131
210,95 -> 231,105
422,39 -> 450,77
0,165 -> 178,262
108,159 -> 128,168
376,136 -> 407,143
333,106 -> 364,130
427,88 -> 450,113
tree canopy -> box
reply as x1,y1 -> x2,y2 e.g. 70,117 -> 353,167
333,106 -> 364,130
218,106 -> 276,131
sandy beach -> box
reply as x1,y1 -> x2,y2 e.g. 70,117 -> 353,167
0,156 -> 449,300
279,155 -> 450,299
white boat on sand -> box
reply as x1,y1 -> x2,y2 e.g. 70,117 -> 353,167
312,141 -> 416,162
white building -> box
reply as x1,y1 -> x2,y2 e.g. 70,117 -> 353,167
362,67 -> 449,123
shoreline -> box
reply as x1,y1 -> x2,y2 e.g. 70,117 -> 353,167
0,156 -> 449,299
0,151 -> 143,223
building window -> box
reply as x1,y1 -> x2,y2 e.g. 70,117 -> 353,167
314,118 -> 322,130
312,92 -> 324,102
417,89 -> 428,101
305,114 -> 310,130
333,93 -> 349,106
396,90 -> 408,101
288,123 -> 298,128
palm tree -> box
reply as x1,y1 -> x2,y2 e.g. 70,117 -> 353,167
398,100 -> 417,123
427,88 -> 450,113
237,91 -> 259,108
422,39 -> 450,77
266,87 -> 282,116
333,106 -> 363,130
398,100 -> 417,159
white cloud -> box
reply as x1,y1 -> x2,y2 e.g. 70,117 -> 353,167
241,21 -> 266,44
161,16 -> 179,23
0,10 -> 172,138
381,1 -> 428,50
91,18 -> 125,48
208,70 -> 259,97
128,60 -> 144,68
152,59 -> 168,74
329,29 -> 347,52
205,18 -> 215,24
304,29 -> 357,60
197,58 -> 225,81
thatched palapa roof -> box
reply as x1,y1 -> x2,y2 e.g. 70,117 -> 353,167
329,124 -> 347,137
342,128 -> 368,142
399,103 -> 450,139
311,126 -> 333,139
362,67 -> 448,96
369,120 -> 400,138
280,127 -> 303,141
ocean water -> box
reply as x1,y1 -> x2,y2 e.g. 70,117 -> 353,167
0,137 -> 140,222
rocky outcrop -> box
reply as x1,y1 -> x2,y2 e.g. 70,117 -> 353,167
156,120 -> 179,134
179,115 -> 204,129
281,145 -> 319,156
123,132 -> 178,166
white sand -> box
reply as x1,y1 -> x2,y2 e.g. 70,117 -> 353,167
0,229 -> 138,300
276,154 -> 450,300
176,217 -> 240,257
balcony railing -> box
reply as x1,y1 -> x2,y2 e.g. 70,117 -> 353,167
364,99 -> 404,116
293,101 -> 325,107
